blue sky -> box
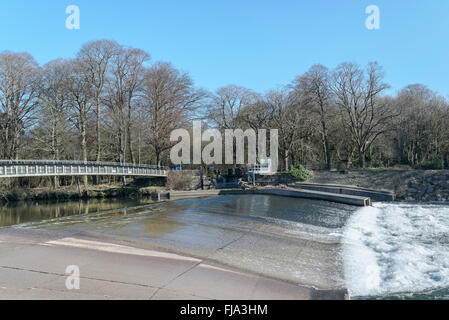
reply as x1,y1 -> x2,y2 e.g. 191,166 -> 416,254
1,0 -> 448,96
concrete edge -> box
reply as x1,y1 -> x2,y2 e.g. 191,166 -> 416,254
293,183 -> 395,201
169,188 -> 371,206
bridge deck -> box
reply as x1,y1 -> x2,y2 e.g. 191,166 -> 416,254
0,160 -> 167,178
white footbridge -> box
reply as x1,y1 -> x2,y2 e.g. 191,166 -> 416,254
0,160 -> 167,178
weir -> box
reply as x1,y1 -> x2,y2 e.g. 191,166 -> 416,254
292,183 -> 395,202
169,188 -> 371,206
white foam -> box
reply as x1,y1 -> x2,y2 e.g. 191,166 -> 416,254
342,205 -> 382,296
343,203 -> 449,297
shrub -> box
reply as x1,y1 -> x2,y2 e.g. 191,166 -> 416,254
166,171 -> 196,190
207,171 -> 216,179
138,187 -> 162,197
371,159 -> 384,168
421,159 -> 444,170
288,165 -> 313,181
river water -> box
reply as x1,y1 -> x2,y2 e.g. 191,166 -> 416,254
1,195 -> 448,299
0,198 -> 155,228
343,202 -> 449,299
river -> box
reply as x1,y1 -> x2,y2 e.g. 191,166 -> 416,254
343,202 -> 449,299
1,195 -> 448,299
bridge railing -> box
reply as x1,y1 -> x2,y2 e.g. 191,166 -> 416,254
0,159 -> 166,169
0,160 -> 167,178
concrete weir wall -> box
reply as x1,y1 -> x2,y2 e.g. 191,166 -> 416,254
235,188 -> 370,206
169,188 -> 371,206
293,183 -> 395,202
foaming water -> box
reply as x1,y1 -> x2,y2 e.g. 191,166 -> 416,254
343,202 -> 449,298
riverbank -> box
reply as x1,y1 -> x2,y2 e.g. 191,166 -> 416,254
309,169 -> 449,202
3,169 -> 448,203
0,184 -> 164,202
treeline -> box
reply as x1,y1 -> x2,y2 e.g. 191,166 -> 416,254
0,39 -> 448,177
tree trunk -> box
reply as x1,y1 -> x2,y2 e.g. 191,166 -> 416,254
95,99 -> 101,161
320,117 -> 331,170
325,140 -> 331,170
137,130 -> 141,165
359,149 -> 366,168
322,135 -> 331,170
156,151 -> 161,167
284,149 -> 289,171
94,98 -> 101,185
80,110 -> 88,191
54,149 -> 59,189
127,102 -> 134,164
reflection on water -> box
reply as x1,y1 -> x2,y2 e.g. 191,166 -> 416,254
0,198 -> 155,228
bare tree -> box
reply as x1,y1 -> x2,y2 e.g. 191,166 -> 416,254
395,84 -> 449,167
0,51 -> 40,159
140,62 -> 204,165
294,65 -> 333,170
332,62 -> 396,168
123,48 -> 150,164
209,85 -> 259,130
34,59 -> 71,186
77,40 -> 120,164
103,47 -> 150,169
264,89 -> 314,171
65,58 -> 94,189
